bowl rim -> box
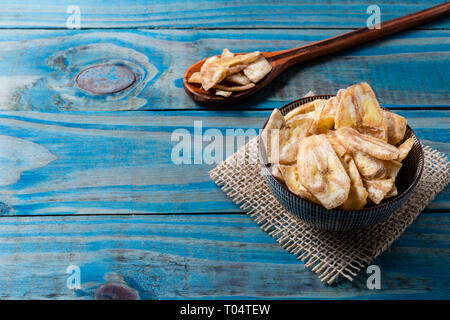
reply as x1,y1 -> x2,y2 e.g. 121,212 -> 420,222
259,95 -> 425,212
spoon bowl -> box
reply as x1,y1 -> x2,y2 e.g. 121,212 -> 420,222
183,51 -> 281,105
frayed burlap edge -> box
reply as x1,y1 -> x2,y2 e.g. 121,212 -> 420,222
209,137 -> 450,284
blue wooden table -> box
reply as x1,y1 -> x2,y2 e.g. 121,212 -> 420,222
0,0 -> 448,299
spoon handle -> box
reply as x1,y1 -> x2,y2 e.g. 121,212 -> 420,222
267,2 -> 450,71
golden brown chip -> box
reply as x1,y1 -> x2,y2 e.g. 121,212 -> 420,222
352,151 -> 386,179
225,72 -> 251,85
221,48 -> 234,59
309,97 -> 339,134
279,113 -> 314,164
383,110 -> 407,145
335,127 -> 399,160
335,82 -> 388,140
187,72 -> 202,84
385,184 -> 398,198
271,164 -> 284,182
396,137 -> 414,162
227,64 -> 247,76
364,178 -> 395,204
261,109 -> 286,164
243,56 -> 273,83
215,90 -> 232,97
217,51 -> 261,67
326,131 -> 348,158
278,165 -> 319,204
297,135 -> 350,209
200,56 -> 228,91
284,101 -> 316,121
339,154 -> 368,210
214,83 -> 255,92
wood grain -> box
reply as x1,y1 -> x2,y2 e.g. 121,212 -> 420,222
0,29 -> 448,110
0,0 -> 448,29
0,213 -> 448,299
0,109 -> 447,216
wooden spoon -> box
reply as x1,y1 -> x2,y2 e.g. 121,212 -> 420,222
183,2 -> 449,105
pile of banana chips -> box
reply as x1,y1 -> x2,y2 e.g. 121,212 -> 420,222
188,48 -> 272,97
262,82 -> 414,210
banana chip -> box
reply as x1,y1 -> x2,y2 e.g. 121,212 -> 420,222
352,151 -> 386,179
339,154 -> 368,210
214,83 -> 255,92
364,178 -> 395,204
397,137 -> 414,162
279,112 -> 314,164
335,127 -> 399,160
187,72 -> 202,84
217,51 -> 261,67
335,82 -> 388,140
215,90 -> 232,97
383,110 -> 407,145
221,48 -> 234,59
243,56 -> 273,83
262,109 -> 286,164
225,72 -> 251,85
309,97 -> 339,134
284,101 -> 316,121
200,56 -> 228,91
297,135 -> 350,209
279,165 -> 319,204
271,164 -> 284,182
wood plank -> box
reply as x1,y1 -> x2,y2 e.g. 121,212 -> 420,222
0,28 -> 448,110
0,213 -> 448,299
0,0 -> 448,29
0,109 -> 447,216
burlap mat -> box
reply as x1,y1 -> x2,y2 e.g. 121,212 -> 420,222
209,137 -> 449,284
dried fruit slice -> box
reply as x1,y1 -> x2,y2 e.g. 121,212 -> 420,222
227,64 -> 247,76
396,137 -> 414,162
352,151 -> 386,179
221,48 -> 234,59
261,109 -> 286,164
335,127 -> 399,160
383,110 -> 407,145
200,56 -> 228,91
279,165 -> 319,204
335,82 -> 388,140
279,112 -> 314,164
214,83 -> 255,92
225,72 -> 251,85
362,160 -> 401,204
217,51 -> 261,67
339,154 -> 368,210
271,164 -> 284,182
364,178 -> 395,204
297,135 -> 350,209
309,97 -> 339,134
187,72 -> 202,84
284,101 -> 316,121
243,56 -> 273,83
326,131 -> 348,158
215,90 -> 232,97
